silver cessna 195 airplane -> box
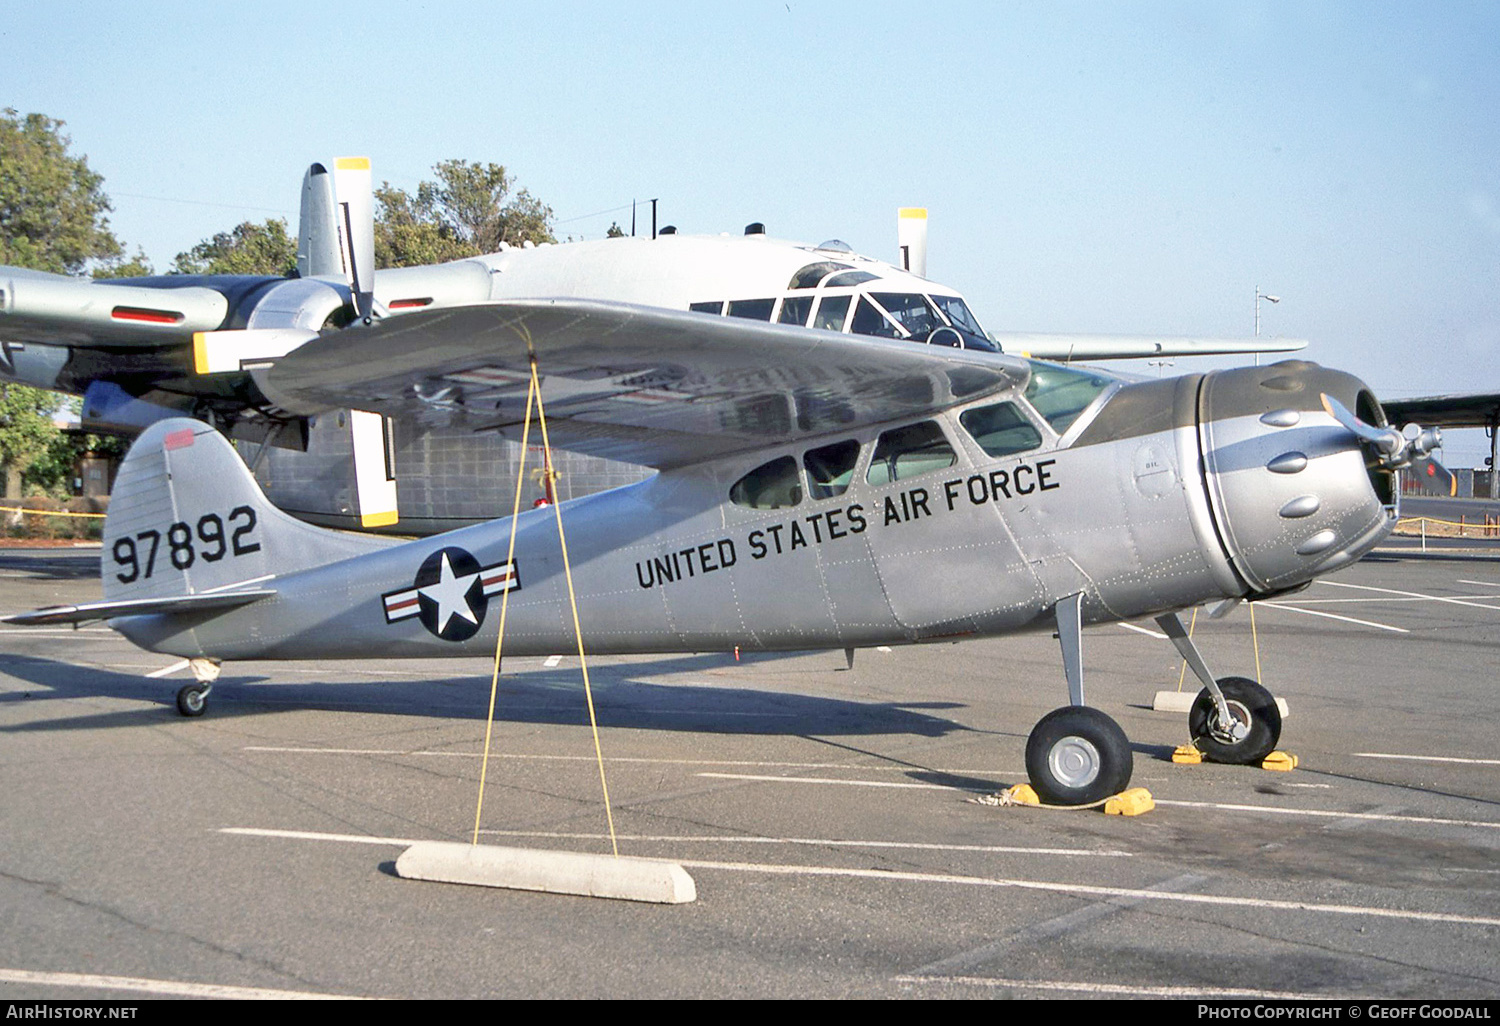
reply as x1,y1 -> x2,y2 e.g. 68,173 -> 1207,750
1,159 -> 1313,532
2,284 -> 1451,805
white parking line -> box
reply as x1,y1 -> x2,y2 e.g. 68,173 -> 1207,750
475,829 -> 1131,858
220,827 -> 1500,928
1255,602 -> 1409,632
241,746 -> 1019,775
1153,798 -> 1500,830
1353,752 -> 1500,766
697,772 -> 985,791
1457,580 -> 1500,588
1117,622 -> 1168,639
1316,579 -> 1500,612
146,659 -> 190,678
543,654 -> 563,667
0,967 -> 365,1000
678,859 -> 1500,927
894,974 -> 1351,1000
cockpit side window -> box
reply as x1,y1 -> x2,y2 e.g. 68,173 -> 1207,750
866,421 -> 957,485
730,456 -> 802,509
778,295 -> 813,326
851,295 -> 903,339
959,402 -> 1043,458
813,295 -> 852,332
689,301 -> 723,315
803,440 -> 861,499
726,298 -> 775,321
788,261 -> 851,289
1024,362 -> 1114,435
871,293 -> 943,338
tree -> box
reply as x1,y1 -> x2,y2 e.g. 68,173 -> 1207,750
0,109 -> 127,275
0,385 -> 62,497
374,159 -> 556,268
172,218 -> 297,276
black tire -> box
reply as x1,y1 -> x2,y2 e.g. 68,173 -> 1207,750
1025,706 -> 1133,806
1188,676 -> 1280,764
176,684 -> 207,718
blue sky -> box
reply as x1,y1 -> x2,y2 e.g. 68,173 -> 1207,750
5,2 -> 1498,463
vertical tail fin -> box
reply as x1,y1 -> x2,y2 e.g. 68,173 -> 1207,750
103,419 -> 390,602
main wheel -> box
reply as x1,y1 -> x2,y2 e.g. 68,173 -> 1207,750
1188,676 -> 1280,764
1025,706 -> 1133,806
176,684 -> 208,718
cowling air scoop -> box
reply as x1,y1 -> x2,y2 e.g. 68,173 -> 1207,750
1321,393 -> 1456,497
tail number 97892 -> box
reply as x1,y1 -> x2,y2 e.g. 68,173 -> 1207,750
112,506 -> 260,584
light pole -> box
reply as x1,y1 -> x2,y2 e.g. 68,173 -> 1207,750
1254,287 -> 1280,366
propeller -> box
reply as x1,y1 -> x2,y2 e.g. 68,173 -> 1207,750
1321,393 -> 1456,497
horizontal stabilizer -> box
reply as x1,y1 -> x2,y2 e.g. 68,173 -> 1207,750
2,589 -> 275,627
995,333 -> 1308,361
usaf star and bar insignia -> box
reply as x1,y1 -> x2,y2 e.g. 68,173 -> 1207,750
381,546 -> 521,642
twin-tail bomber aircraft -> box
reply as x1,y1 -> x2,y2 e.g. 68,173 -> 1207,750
2,272 -> 1452,803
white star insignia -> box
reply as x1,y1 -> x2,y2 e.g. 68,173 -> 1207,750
418,552 -> 481,634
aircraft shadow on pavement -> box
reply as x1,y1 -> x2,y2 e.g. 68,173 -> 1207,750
0,653 -> 968,738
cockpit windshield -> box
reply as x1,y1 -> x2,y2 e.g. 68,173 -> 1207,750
1024,361 -> 1116,435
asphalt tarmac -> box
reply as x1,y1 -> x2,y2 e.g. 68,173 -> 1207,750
1,544 -> 1497,1000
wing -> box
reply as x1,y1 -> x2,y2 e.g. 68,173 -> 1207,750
1381,392 -> 1500,429
261,299 -> 1031,469
997,333 -> 1308,361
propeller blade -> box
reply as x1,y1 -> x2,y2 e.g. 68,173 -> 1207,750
332,157 -> 377,322
1409,454 -> 1458,497
1321,393 -> 1403,462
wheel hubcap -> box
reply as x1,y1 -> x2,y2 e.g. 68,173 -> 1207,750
1048,735 -> 1101,788
1209,699 -> 1252,745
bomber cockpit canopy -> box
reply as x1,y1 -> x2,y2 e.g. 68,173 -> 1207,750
691,259 -> 997,353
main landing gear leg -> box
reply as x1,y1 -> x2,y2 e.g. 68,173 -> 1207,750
175,658 -> 221,718
1025,594 -> 1133,805
1154,613 -> 1281,764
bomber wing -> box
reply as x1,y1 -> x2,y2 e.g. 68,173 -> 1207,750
261,298 -> 1031,469
1381,391 -> 1500,429
996,332 -> 1308,361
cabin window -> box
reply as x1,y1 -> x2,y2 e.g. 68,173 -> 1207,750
851,296 -> 902,339
726,298 -> 775,321
778,296 -> 814,326
1024,362 -> 1113,435
824,270 -> 878,288
803,440 -> 861,499
812,295 -> 851,332
931,295 -> 985,335
959,401 -> 1043,458
689,301 -> 723,315
730,456 -> 802,509
866,421 -> 957,485
788,261 -> 851,289
871,293 -> 943,338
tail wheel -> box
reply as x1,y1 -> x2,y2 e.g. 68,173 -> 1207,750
176,684 -> 208,718
1025,706 -> 1133,806
1189,676 -> 1280,764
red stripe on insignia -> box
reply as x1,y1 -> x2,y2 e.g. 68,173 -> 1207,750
164,429 -> 196,451
386,596 -> 419,611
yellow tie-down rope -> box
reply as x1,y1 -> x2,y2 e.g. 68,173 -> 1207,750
471,349 -> 620,858
0,505 -> 106,519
